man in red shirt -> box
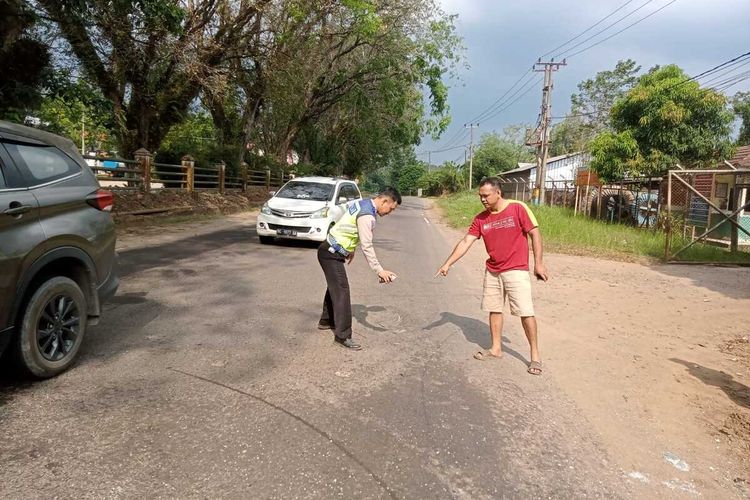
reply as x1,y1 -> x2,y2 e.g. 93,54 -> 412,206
436,177 -> 548,375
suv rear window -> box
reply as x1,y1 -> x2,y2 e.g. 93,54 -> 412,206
4,143 -> 81,185
276,181 -> 334,201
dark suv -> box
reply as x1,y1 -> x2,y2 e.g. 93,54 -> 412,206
0,121 -> 118,378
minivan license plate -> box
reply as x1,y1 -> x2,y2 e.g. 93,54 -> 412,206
277,228 -> 297,236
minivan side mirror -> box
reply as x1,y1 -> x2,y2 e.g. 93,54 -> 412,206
338,196 -> 347,204
269,191 -> 276,197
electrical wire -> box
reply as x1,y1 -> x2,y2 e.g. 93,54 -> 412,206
563,0 -> 679,59
538,0 -> 638,59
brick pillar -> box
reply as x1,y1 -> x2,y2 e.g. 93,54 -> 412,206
181,155 -> 195,192
134,148 -> 152,192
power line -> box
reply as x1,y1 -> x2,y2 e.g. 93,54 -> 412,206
553,0 -> 659,59
563,0 -> 679,59
678,51 -> 750,87
469,68 -> 534,124
698,57 -> 750,86
478,76 -> 543,124
415,142 -> 469,155
433,129 -> 470,152
713,70 -> 750,92
538,0 -> 638,59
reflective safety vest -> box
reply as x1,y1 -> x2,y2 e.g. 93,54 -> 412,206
328,198 -> 376,253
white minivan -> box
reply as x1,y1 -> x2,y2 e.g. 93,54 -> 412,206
256,176 -> 362,244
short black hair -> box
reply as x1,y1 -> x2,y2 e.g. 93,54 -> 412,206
479,177 -> 502,191
379,186 -> 402,204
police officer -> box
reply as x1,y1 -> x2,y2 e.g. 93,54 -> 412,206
317,187 -> 402,350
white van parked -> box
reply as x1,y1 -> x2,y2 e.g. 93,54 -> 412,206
256,176 -> 362,244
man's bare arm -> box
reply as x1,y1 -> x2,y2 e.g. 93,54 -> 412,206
528,227 -> 548,281
436,234 -> 478,276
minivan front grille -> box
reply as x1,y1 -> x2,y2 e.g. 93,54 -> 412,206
270,208 -> 312,218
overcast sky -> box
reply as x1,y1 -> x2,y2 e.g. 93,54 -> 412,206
419,0 -> 750,164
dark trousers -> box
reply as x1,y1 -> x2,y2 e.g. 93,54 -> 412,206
317,243 -> 352,340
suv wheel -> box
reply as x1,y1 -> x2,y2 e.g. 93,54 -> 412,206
16,277 -> 87,378
259,235 -> 274,244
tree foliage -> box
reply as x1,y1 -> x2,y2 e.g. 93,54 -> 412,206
550,59 -> 640,155
733,91 -> 750,145
472,127 -> 534,185
37,0 -> 268,155
0,0 -> 51,120
590,65 -> 735,181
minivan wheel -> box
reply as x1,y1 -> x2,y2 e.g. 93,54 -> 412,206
259,235 -> 274,244
16,277 -> 87,378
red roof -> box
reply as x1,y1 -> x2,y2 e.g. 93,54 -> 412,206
727,145 -> 750,169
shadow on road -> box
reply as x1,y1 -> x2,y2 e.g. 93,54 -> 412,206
118,226 -> 318,278
352,304 -> 389,332
651,264 -> 750,300
423,312 -> 528,365
670,358 -> 750,409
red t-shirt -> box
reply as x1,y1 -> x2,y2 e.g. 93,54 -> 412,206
468,201 -> 539,273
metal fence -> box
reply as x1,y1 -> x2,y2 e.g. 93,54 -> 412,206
664,169 -> 750,261
84,149 -> 292,194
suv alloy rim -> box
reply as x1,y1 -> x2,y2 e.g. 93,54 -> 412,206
36,294 -> 80,361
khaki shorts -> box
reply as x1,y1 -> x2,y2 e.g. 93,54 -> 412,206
481,269 -> 535,316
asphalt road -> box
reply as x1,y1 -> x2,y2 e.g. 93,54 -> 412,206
0,197 -> 628,499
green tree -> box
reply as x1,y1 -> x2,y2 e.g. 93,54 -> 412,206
36,69 -> 115,151
394,161 -> 428,195
418,161 -> 464,196
471,130 -> 534,185
0,0 -> 51,120
733,91 -> 750,145
551,59 -> 641,155
38,0 -> 268,155
590,65 -> 735,181
235,0 -> 463,174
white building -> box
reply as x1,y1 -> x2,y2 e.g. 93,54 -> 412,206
500,152 -> 590,183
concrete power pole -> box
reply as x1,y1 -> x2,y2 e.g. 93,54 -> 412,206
465,123 -> 479,189
533,59 -> 566,205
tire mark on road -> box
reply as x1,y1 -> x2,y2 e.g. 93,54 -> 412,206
168,367 -> 398,500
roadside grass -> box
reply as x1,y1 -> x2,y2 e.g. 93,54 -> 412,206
437,191 -> 750,264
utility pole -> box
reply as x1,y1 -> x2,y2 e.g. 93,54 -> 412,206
533,59 -> 566,205
81,112 -> 86,154
465,123 -> 479,189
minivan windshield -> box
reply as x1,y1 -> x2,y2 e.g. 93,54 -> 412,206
275,181 -> 333,202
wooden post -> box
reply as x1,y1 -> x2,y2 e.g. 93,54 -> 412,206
665,172 -> 672,261
134,148 -> 152,193
241,162 -> 249,192
563,181 -> 569,207
597,184 -> 603,220
574,185 -> 580,216
181,155 -> 195,193
550,181 -> 556,206
217,161 -> 226,194
514,180 -> 519,200
265,167 -> 271,192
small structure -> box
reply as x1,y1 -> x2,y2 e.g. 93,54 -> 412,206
501,152 -> 589,184
702,145 -> 750,244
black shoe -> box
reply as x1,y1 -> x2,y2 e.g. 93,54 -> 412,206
317,322 -> 334,330
334,337 -> 362,350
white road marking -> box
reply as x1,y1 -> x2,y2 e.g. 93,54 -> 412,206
423,217 -> 430,224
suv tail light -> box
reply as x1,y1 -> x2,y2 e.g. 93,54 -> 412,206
86,189 -> 114,212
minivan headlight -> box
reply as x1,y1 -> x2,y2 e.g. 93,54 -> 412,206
261,204 -> 271,215
310,207 -> 329,219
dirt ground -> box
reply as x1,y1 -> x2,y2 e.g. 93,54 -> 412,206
530,251 -> 750,497
111,188 -> 269,222
112,200 -> 750,498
